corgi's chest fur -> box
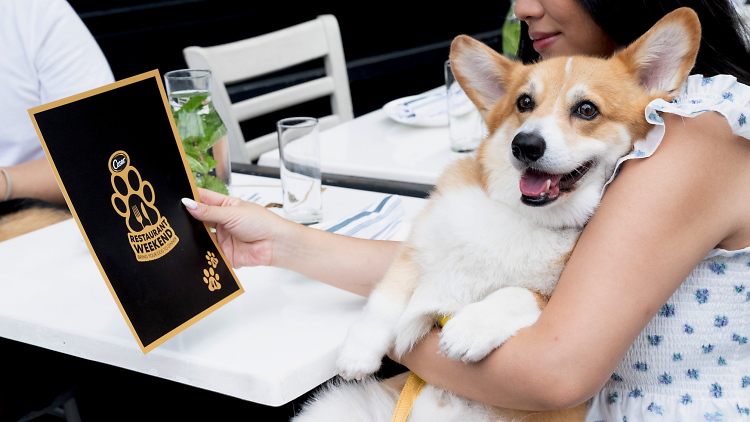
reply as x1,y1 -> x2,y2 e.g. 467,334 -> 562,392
408,174 -> 580,308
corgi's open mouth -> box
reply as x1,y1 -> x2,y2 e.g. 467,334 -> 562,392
520,161 -> 593,206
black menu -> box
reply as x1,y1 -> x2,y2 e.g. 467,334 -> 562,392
28,70 -> 243,354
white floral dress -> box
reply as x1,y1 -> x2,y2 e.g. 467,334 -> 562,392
587,75 -> 750,422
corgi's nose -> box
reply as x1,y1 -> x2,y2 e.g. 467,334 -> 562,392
511,132 -> 546,162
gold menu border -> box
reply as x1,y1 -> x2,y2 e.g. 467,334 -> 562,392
28,69 -> 244,354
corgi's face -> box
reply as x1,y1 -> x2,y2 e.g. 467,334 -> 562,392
483,55 -> 656,209
450,7 -> 701,227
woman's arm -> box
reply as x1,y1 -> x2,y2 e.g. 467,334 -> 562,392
395,112 -> 750,409
277,221 -> 401,296
184,190 -> 400,297
0,158 -> 65,204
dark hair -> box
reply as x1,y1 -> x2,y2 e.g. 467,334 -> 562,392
518,0 -> 750,85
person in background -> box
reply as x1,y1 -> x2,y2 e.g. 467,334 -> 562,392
0,0 -> 114,205
0,0 -> 113,418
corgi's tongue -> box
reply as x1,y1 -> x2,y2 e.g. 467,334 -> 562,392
520,170 -> 562,198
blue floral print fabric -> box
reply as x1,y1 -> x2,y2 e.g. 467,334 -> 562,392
588,75 -> 750,422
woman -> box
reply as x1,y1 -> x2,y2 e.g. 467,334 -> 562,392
182,0 -> 750,419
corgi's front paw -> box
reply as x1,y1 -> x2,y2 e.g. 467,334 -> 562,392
437,307 -> 513,363
437,288 -> 542,362
336,340 -> 384,381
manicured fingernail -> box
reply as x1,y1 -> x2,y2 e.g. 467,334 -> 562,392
181,198 -> 198,210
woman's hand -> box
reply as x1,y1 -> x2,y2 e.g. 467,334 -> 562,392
182,188 -> 296,268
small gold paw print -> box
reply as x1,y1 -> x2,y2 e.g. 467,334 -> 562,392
205,251 -> 218,268
203,267 -> 221,291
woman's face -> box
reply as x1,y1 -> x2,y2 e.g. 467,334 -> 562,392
515,0 -> 618,59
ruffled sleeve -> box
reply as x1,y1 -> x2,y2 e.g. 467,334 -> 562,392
602,74 -> 750,193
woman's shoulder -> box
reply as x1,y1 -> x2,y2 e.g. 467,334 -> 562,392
649,86 -> 750,251
657,74 -> 750,155
660,108 -> 736,142
605,74 -> 750,181
602,75 -> 750,197
601,74 -> 750,253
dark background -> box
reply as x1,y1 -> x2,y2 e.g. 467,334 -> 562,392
3,1 -> 513,420
69,0 -> 512,152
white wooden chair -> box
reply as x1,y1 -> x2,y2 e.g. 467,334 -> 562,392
183,14 -> 353,163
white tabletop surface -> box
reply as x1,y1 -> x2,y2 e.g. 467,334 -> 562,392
258,109 -> 474,185
0,173 -> 426,406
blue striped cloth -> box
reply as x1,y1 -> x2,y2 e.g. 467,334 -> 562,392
316,195 -> 404,240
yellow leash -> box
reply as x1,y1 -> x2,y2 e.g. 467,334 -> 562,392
390,373 -> 427,422
390,314 -> 453,422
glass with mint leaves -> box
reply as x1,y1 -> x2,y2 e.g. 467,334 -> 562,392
164,69 -> 231,195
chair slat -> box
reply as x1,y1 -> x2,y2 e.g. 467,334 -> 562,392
203,19 -> 329,85
184,15 -> 352,163
232,77 -> 335,122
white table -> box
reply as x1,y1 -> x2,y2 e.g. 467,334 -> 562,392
258,109 -> 473,185
0,173 -> 426,407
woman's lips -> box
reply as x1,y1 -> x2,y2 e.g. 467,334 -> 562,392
529,32 -> 560,53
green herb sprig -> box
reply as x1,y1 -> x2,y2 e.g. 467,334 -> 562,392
172,94 -> 229,195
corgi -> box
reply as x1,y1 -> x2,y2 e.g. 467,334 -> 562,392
294,8 -> 701,422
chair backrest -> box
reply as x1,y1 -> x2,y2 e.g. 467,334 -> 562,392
183,14 -> 353,163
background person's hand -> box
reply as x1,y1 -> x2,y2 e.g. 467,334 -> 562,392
182,188 -> 295,268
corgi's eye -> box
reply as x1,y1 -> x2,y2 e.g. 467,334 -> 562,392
574,101 -> 599,120
516,94 -> 534,112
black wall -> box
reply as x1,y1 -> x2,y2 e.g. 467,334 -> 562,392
69,0 -> 511,145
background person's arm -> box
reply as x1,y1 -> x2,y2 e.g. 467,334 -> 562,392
0,158 -> 64,205
395,112 -> 750,410
33,0 -> 114,105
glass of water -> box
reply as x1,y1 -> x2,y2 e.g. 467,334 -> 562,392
277,117 -> 322,224
445,60 -> 486,152
164,69 -> 231,195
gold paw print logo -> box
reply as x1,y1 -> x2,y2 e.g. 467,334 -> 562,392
109,151 -> 179,262
202,251 -> 221,291
201,250 -> 221,291
203,267 -> 221,291
205,251 -> 218,268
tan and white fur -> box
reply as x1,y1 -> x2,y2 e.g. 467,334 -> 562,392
294,8 -> 701,422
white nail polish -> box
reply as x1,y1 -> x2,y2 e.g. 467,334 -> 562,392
181,198 -> 198,210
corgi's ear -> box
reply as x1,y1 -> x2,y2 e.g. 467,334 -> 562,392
615,7 -> 701,98
449,35 -> 518,120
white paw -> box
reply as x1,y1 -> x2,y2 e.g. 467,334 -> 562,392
336,338 -> 384,381
438,287 -> 542,362
437,308 -> 514,363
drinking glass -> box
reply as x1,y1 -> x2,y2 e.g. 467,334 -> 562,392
503,0 -> 521,58
277,117 -> 322,224
164,69 -> 231,195
445,60 -> 486,152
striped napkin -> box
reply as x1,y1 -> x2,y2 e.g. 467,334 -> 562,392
315,195 -> 404,240
234,187 -> 405,241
